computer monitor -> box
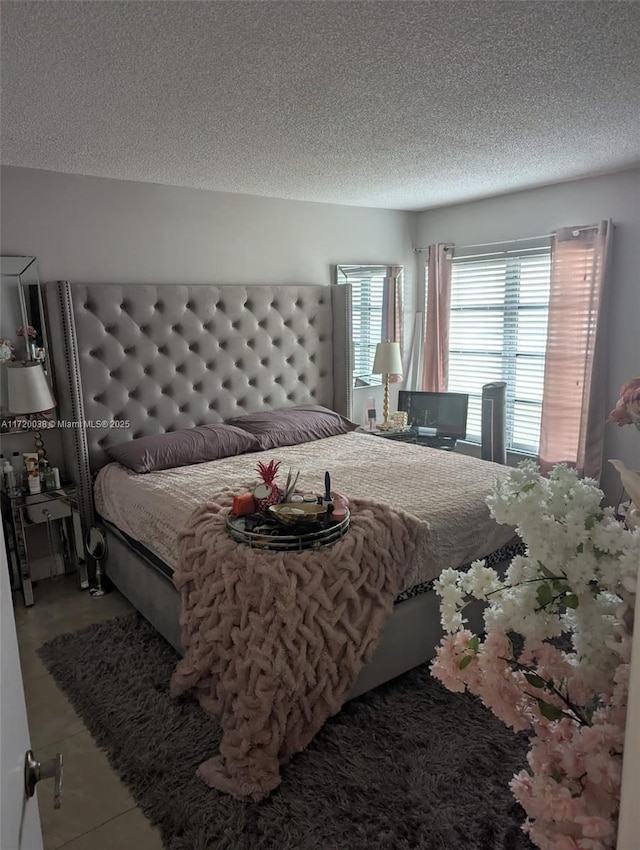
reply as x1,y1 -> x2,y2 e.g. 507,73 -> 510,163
397,391 -> 469,440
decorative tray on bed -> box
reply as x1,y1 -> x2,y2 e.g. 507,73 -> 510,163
226,508 -> 350,551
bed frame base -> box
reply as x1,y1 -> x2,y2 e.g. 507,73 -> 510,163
103,527 -> 487,701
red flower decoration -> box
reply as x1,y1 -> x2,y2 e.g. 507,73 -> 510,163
255,459 -> 282,510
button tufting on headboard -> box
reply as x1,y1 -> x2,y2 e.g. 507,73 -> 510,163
46,282 -> 351,472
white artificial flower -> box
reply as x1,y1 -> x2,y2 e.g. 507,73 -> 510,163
433,460 -> 638,849
436,462 -> 637,693
460,561 -> 501,600
0,339 -> 14,364
434,567 -> 463,595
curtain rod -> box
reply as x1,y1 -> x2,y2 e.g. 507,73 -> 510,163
414,224 -> 601,253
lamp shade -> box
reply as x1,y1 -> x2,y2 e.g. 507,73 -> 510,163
372,341 -> 403,376
7,362 -> 56,414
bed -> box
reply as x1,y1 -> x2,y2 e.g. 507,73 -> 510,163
43,280 -> 517,700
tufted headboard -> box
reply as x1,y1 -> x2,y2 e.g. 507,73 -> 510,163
43,281 -> 352,539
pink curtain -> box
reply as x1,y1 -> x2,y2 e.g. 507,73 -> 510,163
421,244 -> 452,391
382,265 -> 404,381
539,220 -> 612,480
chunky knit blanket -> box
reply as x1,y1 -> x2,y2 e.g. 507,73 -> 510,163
169,487 -> 423,801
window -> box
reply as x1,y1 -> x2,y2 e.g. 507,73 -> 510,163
336,265 -> 402,387
448,245 -> 551,453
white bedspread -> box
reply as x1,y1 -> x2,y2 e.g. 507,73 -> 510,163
94,432 -> 515,590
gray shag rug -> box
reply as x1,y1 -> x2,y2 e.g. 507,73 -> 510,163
39,614 -> 535,850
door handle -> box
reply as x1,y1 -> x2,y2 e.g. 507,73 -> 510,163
24,749 -> 63,809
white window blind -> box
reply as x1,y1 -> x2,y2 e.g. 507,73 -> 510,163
336,265 -> 387,386
448,245 -> 551,453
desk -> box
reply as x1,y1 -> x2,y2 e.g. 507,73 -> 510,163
368,429 -> 458,451
1,485 -> 86,606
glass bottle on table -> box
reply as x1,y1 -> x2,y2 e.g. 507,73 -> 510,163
11,451 -> 24,492
42,460 -> 56,491
3,461 -> 17,495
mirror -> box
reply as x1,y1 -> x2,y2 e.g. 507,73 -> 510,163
0,256 -> 52,417
335,264 -> 403,388
85,526 -> 108,598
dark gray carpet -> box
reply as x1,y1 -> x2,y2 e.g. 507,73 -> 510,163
39,614 -> 534,850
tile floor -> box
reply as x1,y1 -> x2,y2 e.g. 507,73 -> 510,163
14,575 -> 165,850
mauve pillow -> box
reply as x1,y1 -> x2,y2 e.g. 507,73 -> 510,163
106,424 -> 261,473
227,405 -> 358,450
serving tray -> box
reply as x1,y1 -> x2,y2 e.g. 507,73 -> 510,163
226,508 -> 350,551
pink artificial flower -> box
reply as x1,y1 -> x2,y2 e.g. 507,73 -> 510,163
16,324 -> 37,339
521,639 -> 593,704
430,656 -> 466,693
473,630 -> 541,732
607,377 -> 640,427
476,667 -> 532,732
548,836 -> 581,850
575,815 -> 614,839
511,719 -> 623,847
612,663 -> 630,702
430,630 -> 476,693
433,574 -> 629,849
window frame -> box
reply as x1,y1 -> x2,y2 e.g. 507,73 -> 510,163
447,244 -> 551,454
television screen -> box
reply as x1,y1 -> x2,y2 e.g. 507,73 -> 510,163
397,391 -> 469,440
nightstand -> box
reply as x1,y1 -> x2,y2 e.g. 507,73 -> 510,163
1,484 -> 85,606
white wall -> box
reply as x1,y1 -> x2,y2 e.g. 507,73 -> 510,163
1,166 -> 637,501
0,167 -> 418,287
416,168 -> 640,504
0,166 -> 417,428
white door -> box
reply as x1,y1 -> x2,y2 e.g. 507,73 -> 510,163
0,524 -> 43,850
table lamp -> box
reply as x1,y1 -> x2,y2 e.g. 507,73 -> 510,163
372,341 -> 403,431
7,362 -> 56,460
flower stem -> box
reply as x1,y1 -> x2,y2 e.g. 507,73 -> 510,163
485,576 -> 568,599
503,657 -> 591,726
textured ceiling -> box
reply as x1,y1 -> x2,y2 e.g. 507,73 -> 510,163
1,0 -> 639,211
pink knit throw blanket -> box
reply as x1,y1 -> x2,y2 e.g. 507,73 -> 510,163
169,488 -> 423,801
